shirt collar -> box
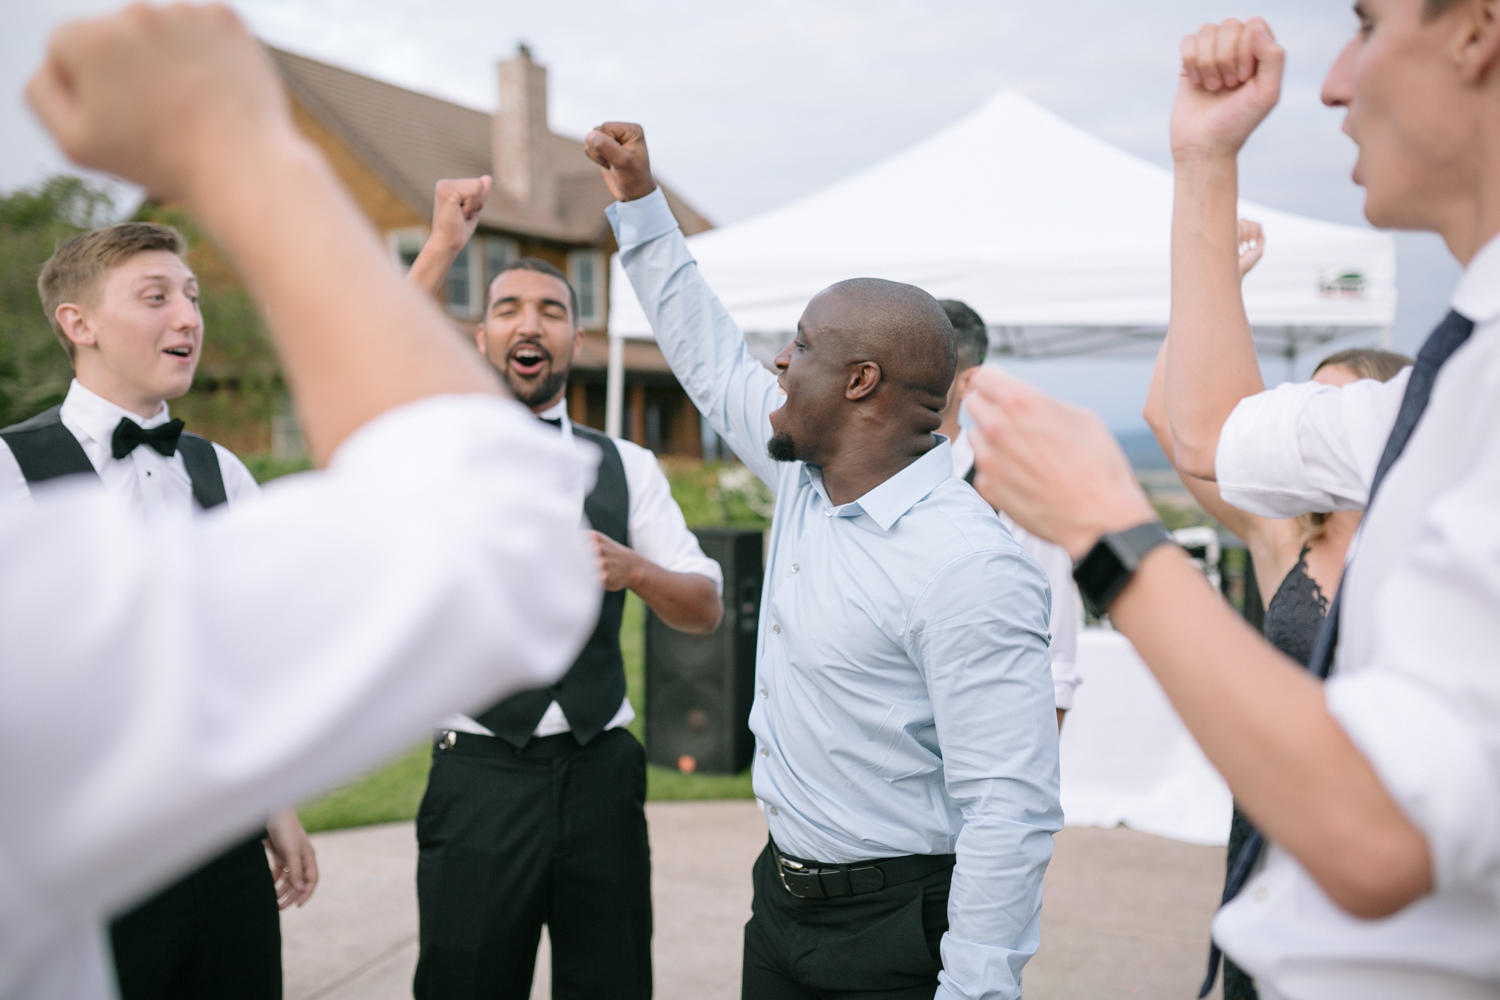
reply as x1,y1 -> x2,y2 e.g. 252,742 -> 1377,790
60,379 -> 171,448
1451,232 -> 1500,324
535,398 -> 569,424
802,437 -> 954,532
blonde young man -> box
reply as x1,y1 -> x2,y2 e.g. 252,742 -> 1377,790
0,222 -> 318,1000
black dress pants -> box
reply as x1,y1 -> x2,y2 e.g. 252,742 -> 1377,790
742,842 -> 952,1000
414,728 -> 652,1000
108,834 -> 281,1000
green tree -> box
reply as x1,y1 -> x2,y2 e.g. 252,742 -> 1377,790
0,176 -> 113,427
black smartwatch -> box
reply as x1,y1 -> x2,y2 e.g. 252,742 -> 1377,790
1072,522 -> 1177,617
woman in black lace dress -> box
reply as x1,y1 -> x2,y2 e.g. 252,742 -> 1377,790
1143,222 -> 1412,999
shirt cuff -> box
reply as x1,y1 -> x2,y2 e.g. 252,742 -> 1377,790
606,187 -> 679,249
1325,671 -> 1500,892
1053,675 -> 1080,712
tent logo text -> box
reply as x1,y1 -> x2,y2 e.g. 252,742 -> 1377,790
1318,269 -> 1367,299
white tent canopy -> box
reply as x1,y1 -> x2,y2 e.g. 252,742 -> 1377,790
605,90 -> 1395,436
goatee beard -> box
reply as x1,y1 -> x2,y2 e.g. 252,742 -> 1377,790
500,364 -> 570,410
766,432 -> 797,463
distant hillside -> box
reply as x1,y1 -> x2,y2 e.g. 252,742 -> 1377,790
1116,429 -> 1172,471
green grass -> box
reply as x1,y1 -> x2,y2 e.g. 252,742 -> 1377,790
299,587 -> 754,832
298,743 -> 433,834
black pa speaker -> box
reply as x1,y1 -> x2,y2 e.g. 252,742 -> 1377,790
645,527 -> 763,775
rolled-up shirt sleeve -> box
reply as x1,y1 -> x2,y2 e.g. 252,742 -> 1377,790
1323,437 -> 1500,894
608,189 -> 785,492
618,440 -> 723,593
1216,372 -> 1410,519
0,395 -> 599,993
910,549 -> 1062,1000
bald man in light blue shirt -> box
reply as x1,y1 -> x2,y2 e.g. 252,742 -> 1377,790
589,124 -> 1061,1000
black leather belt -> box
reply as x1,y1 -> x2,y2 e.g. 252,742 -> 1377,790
770,839 -> 955,899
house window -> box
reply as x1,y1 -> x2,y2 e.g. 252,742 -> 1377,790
446,241 -> 482,318
484,236 -> 520,299
567,249 -> 606,329
388,228 -> 427,272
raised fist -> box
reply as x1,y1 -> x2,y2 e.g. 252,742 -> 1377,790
26,3 -> 296,203
585,123 -> 657,203
431,176 -> 492,254
1171,17 -> 1284,162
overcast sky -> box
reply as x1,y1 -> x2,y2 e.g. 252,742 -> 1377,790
3,1 -> 1464,430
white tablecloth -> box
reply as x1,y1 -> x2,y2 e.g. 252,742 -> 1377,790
1059,627 -> 1232,846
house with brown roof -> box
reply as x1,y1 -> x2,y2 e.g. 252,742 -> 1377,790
269,44 -> 714,455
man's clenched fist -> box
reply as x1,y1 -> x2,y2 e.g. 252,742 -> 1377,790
430,176 -> 492,254
1171,17 -> 1284,163
26,3 -> 296,203
965,367 -> 1157,560
585,123 -> 657,203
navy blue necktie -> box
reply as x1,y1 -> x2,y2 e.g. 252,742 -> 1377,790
1199,309 -> 1475,998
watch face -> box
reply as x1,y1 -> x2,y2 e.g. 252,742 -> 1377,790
1073,542 -> 1126,618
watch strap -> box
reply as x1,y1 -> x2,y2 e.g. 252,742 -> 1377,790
1073,521 -> 1177,617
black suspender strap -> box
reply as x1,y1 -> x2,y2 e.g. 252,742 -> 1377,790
177,433 -> 228,510
0,406 -> 98,484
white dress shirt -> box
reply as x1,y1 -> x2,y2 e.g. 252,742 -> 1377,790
1210,235 -> 1500,999
440,397 -> 723,739
951,429 -> 1082,711
0,395 -> 598,1000
611,188 -> 1061,1000
0,380 -> 260,516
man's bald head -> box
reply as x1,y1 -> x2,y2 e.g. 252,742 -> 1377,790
812,277 -> 957,402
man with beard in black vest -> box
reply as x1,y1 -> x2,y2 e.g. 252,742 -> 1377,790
404,177 -> 724,1000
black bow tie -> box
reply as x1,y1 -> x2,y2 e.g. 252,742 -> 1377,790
537,416 -> 564,431
111,417 -> 185,460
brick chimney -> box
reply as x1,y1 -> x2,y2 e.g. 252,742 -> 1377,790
494,44 -> 554,216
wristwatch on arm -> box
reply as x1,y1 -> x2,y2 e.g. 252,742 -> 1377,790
1072,522 -> 1178,617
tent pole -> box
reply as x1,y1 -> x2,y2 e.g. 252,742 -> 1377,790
605,334 -> 626,439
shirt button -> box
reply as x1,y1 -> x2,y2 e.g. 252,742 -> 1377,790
1253,886 -> 1269,902
772,624 -> 781,634
760,748 -> 769,758
791,564 -> 799,573
769,806 -> 778,816
760,688 -> 768,698
824,510 -> 833,517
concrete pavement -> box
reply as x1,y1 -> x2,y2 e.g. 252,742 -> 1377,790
281,802 -> 1224,999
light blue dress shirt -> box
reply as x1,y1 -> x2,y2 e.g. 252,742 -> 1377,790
609,189 -> 1062,1000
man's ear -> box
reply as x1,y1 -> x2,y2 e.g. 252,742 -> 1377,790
954,365 -> 978,399
55,303 -> 95,351
846,361 -> 882,401
474,325 -> 488,356
573,328 -> 585,360
1456,0 -> 1500,87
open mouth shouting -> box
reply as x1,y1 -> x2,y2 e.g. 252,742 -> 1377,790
163,344 -> 194,361
509,341 -> 551,379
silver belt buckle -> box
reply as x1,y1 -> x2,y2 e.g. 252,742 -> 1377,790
438,730 -> 457,750
774,851 -> 822,898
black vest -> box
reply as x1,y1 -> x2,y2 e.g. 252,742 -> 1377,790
476,423 -> 630,747
0,405 -> 228,509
